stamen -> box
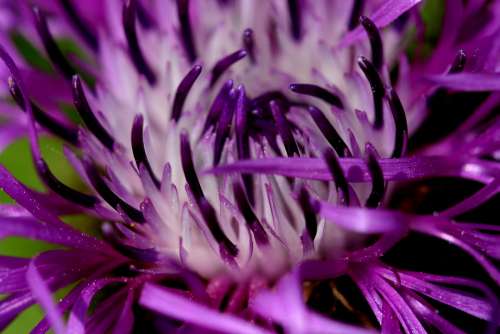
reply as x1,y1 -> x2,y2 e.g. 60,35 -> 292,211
213,89 -> 235,166
323,148 -> 350,205
33,6 -> 77,80
84,160 -> 145,223
449,49 -> 467,74
233,182 -> 269,246
136,0 -> 156,29
250,91 -> 291,112
35,158 -> 98,208
270,101 -> 299,157
387,89 -> 408,158
358,56 -> 385,129
180,132 -> 238,257
9,77 -> 79,145
360,16 -> 383,71
297,186 -> 318,241
177,0 -> 197,63
201,80 -> 233,136
123,0 -> 157,85
348,0 -> 364,30
72,75 -> 115,150
289,83 -> 344,109
287,0 -> 302,41
209,49 -> 247,87
242,28 -> 256,63
171,65 -> 202,122
235,86 -> 254,204
131,114 -> 160,188
364,144 -> 385,208
58,0 -> 99,51
307,105 -> 351,157
180,132 -> 204,201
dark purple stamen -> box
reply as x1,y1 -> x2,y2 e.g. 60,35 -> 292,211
131,114 -> 160,188
242,28 -> 256,63
358,56 -> 385,129
209,49 -> 247,87
323,148 -> 350,206
234,86 -> 254,204
287,0 -> 302,41
84,160 -> 145,223
136,0 -> 156,29
348,0 -> 365,30
201,80 -> 233,136
58,0 -> 99,51
35,158 -> 98,208
123,0 -> 157,85
8,77 -> 79,145
180,132 -> 238,257
177,0 -> 197,63
171,65 -> 202,122
298,186 -> 318,241
387,89 -> 408,158
449,49 -> 467,74
270,101 -> 299,157
289,83 -> 344,109
72,75 -> 115,150
360,16 -> 383,71
250,91 -> 292,112
213,90 -> 235,166
33,6 -> 76,80
364,145 -> 385,208
307,105 -> 351,157
233,182 -> 269,246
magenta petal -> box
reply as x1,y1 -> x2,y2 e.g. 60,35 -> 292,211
140,283 -> 270,334
424,73 -> 500,91
26,259 -> 65,334
339,0 -> 422,48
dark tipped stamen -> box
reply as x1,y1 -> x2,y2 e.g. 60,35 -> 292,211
307,105 -> 351,157
449,49 -> 467,74
287,0 -> 302,41
35,158 -> 98,208
180,132 -> 238,257
177,0 -> 197,63
84,161 -> 145,223
58,0 -> 99,51
131,114 -> 160,188
233,182 -> 269,246
201,80 -> 233,136
242,28 -> 256,63
210,49 -> 247,87
180,132 -> 204,201
365,145 -> 385,208
270,101 -> 299,157
235,86 -> 254,204
289,83 -> 344,109
358,56 -> 385,129
323,148 -> 350,206
33,6 -> 77,80
171,65 -> 202,122
348,0 -> 364,30
72,76 -> 115,150
298,186 -> 318,241
198,197 -> 239,258
123,0 -> 157,85
9,77 -> 79,145
360,16 -> 383,71
387,89 -> 408,158
213,90 -> 235,166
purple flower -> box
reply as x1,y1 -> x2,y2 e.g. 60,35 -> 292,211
0,0 -> 499,333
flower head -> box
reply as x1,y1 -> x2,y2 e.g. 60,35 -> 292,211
0,0 -> 499,333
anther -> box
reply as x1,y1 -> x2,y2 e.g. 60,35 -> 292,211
289,83 -> 344,109
171,65 -> 202,122
131,114 -> 160,188
323,148 -> 350,206
307,105 -> 351,157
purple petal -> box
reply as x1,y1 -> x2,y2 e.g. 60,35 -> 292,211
140,283 -> 270,334
339,0 -> 422,48
424,73 -> 500,91
26,259 -> 65,334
